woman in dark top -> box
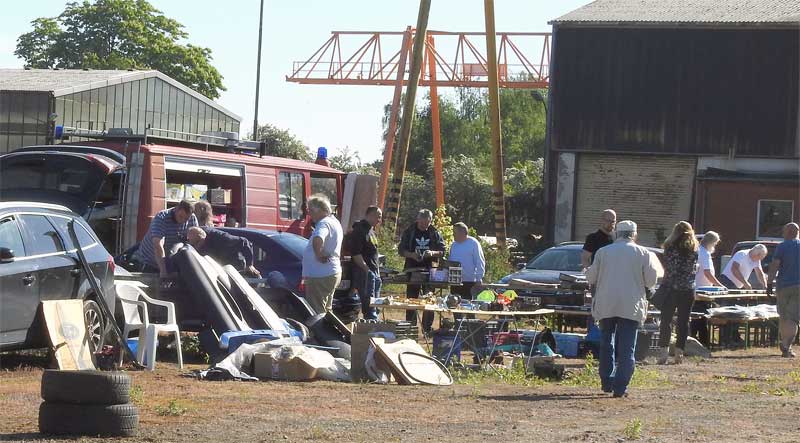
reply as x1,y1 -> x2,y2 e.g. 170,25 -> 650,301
657,221 -> 699,364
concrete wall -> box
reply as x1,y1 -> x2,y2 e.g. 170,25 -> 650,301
553,152 -> 575,244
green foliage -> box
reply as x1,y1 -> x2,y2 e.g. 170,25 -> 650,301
432,206 -> 453,249
504,159 -> 544,196
482,243 -> 515,284
129,385 -> 143,405
15,0 -> 225,99
396,173 -> 435,230
181,334 -> 209,364
623,418 -> 643,440
155,399 -> 188,416
561,355 -> 669,389
252,123 -> 313,161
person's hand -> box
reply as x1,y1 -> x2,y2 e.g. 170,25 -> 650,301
316,254 -> 328,263
742,282 -> 752,290
414,252 -> 423,262
767,284 -> 774,297
249,266 -> 262,278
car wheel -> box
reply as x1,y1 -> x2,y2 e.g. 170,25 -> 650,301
83,300 -> 105,353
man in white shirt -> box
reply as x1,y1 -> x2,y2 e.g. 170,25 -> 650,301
302,195 -> 343,314
448,222 -> 486,300
695,231 -> 724,287
720,245 -> 768,290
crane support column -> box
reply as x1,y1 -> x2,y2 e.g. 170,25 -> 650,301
378,27 -> 413,210
384,0 -> 431,230
483,0 -> 507,248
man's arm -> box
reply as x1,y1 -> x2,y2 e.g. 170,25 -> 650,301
474,240 -> 486,282
643,252 -> 660,288
586,252 -> 600,285
312,236 -> 327,263
152,237 -> 167,276
731,262 -> 752,289
580,250 -> 593,270
397,227 -> 418,260
754,265 -> 768,289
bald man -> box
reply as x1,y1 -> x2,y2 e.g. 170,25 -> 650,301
581,209 -> 617,269
768,222 -> 800,358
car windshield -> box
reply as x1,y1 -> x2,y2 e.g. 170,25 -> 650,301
271,233 -> 308,256
526,248 -> 582,272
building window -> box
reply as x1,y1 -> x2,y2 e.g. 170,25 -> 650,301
757,200 -> 794,239
278,172 -> 305,220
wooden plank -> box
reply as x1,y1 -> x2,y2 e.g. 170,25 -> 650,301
41,300 -> 95,370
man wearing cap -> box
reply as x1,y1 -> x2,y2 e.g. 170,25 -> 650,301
767,223 -> 800,358
586,220 -> 661,398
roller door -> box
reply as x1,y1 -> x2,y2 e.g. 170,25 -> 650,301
573,154 -> 696,247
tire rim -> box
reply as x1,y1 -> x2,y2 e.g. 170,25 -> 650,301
85,305 -> 103,351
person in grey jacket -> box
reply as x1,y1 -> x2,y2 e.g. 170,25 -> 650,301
587,220 -> 661,398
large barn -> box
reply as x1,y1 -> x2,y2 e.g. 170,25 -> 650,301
0,69 -> 241,154
544,0 -> 800,252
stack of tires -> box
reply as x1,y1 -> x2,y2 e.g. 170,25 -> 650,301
39,370 -> 139,437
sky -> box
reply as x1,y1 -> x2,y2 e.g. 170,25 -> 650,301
0,0 -> 591,162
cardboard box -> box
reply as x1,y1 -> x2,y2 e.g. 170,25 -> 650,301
166,184 -> 185,201
208,188 -> 232,205
351,322 -> 398,382
253,351 -> 319,381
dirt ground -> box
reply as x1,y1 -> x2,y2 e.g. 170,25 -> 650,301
1,347 -> 799,443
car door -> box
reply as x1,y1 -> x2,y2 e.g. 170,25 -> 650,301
0,214 -> 39,346
17,214 -> 77,303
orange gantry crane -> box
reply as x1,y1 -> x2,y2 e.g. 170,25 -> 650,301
286,27 -> 550,229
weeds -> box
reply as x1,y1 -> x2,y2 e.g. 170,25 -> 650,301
740,382 -> 762,394
309,425 -> 334,440
561,355 -> 669,388
622,418 -> 643,440
787,370 -> 800,384
155,399 -> 188,417
769,387 -> 796,397
452,359 -> 546,387
181,334 -> 209,364
129,385 -> 143,404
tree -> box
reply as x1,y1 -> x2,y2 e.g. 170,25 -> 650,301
15,0 -> 225,99
251,123 -> 313,161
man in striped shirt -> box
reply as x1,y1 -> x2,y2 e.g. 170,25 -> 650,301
133,200 -> 198,276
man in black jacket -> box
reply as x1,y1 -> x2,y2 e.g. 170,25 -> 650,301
398,209 -> 446,332
350,206 -> 382,320
187,227 -> 261,277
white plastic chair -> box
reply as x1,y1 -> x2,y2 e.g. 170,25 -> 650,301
116,281 -> 183,370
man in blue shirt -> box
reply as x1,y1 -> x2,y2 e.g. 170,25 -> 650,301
768,222 -> 800,358
133,200 -> 198,276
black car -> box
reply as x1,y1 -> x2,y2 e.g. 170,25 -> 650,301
218,227 -> 307,292
0,202 -> 116,352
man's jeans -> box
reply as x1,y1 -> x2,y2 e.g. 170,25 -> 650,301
598,317 -> 639,396
353,267 -> 381,320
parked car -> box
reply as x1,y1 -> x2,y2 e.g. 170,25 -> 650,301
0,202 -> 116,352
720,240 -> 780,288
218,227 -> 307,292
498,243 -> 664,307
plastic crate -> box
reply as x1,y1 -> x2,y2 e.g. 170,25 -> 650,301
635,329 -> 661,361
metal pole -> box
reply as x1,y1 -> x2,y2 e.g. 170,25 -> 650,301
378,27 -> 412,210
427,35 -> 445,208
253,0 -> 265,140
483,0 -> 507,248
383,0 -> 432,230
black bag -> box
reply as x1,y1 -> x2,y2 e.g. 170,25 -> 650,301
649,283 -> 669,311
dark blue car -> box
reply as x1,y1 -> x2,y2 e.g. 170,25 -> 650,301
218,228 -> 307,292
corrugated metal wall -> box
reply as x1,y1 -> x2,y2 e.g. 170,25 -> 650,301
574,154 -> 696,247
0,91 -> 52,154
551,27 -> 799,158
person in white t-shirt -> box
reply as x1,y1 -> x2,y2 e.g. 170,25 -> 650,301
448,222 -> 486,299
695,231 -> 724,287
302,195 -> 343,314
720,244 -> 768,290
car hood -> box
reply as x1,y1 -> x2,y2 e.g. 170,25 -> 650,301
501,268 -> 583,285
0,151 -> 123,217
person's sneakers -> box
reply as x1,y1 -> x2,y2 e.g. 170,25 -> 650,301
656,347 -> 669,365
602,386 -> 613,393
673,348 -> 684,365
612,392 -> 628,398
780,345 -> 796,358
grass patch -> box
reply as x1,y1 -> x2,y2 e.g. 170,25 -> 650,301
740,382 -> 762,395
787,370 -> 800,384
155,399 -> 188,417
452,359 -> 546,387
622,417 -> 643,440
561,355 -> 669,389
129,385 -> 144,405
309,425 -> 335,440
769,387 -> 797,397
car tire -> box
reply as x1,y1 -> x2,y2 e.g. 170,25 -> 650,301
41,370 -> 131,405
39,402 -> 138,437
82,299 -> 106,354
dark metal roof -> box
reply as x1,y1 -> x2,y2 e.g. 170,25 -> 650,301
552,0 -> 800,26
0,69 -> 241,120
